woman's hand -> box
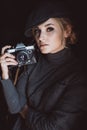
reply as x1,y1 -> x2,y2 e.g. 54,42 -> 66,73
0,45 -> 18,79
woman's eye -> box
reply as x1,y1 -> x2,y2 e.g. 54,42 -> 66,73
47,27 -> 54,32
33,29 -> 40,37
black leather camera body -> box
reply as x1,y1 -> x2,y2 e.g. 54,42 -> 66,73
7,43 -> 37,67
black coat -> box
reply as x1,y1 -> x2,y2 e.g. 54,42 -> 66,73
1,48 -> 87,130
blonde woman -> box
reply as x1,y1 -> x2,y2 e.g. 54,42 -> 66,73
0,1 -> 87,130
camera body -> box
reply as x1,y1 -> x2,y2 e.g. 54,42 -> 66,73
7,43 -> 37,67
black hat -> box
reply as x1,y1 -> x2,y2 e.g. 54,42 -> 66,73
24,0 -> 71,37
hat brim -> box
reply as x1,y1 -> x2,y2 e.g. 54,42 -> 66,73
24,17 -> 50,37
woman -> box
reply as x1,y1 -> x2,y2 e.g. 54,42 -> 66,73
0,1 -> 87,130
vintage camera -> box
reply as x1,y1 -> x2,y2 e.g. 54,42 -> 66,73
7,43 -> 37,67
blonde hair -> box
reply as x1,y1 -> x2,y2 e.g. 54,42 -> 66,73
55,18 -> 77,46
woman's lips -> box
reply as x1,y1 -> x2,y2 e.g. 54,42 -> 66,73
39,44 -> 48,48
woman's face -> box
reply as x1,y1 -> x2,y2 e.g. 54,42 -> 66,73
33,18 -> 68,54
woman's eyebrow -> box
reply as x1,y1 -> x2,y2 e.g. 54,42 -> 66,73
45,23 -> 54,27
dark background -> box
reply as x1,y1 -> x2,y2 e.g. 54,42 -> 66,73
0,0 -> 87,129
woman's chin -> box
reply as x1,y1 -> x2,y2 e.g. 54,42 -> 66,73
40,50 -> 49,54
39,48 -> 49,54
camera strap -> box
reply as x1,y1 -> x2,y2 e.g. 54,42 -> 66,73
14,66 -> 27,85
14,67 -> 20,85
14,64 -> 36,86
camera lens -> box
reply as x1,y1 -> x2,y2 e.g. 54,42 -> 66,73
17,51 -> 29,64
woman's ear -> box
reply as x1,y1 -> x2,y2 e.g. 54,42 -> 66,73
64,25 -> 72,38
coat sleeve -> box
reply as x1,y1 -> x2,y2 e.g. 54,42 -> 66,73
25,74 -> 87,130
0,64 -> 36,114
0,71 -> 28,113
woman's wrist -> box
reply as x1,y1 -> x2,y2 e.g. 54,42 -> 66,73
2,73 -> 9,80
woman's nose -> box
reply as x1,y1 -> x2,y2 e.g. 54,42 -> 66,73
39,32 -> 46,42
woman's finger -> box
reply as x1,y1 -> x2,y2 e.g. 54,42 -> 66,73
1,45 -> 11,55
5,57 -> 18,64
1,53 -> 15,59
